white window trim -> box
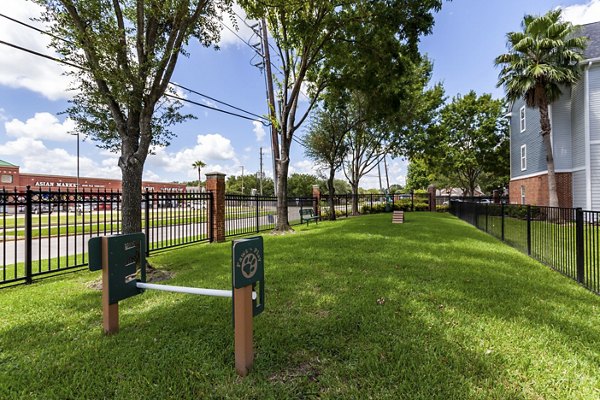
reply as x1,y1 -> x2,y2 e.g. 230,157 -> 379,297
520,185 -> 526,205
520,144 -> 527,171
519,106 -> 526,132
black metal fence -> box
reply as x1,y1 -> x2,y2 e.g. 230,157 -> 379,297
0,187 -> 212,286
450,201 -> 600,295
224,195 -> 315,237
317,193 -> 494,217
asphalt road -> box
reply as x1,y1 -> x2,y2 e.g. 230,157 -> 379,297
1,207 -> 304,267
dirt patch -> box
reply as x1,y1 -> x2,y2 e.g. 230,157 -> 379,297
86,263 -> 175,290
269,358 -> 321,384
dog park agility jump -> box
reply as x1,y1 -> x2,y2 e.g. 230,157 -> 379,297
88,233 -> 264,377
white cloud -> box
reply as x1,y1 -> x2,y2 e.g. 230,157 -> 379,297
561,0 -> 600,24
145,133 -> 240,180
0,0 -> 74,100
5,112 -> 76,141
290,159 -> 317,175
219,4 -> 260,49
143,170 -> 161,182
252,120 -> 266,141
0,137 -> 117,178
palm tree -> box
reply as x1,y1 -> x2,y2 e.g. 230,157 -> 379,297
495,9 -> 587,207
192,160 -> 206,192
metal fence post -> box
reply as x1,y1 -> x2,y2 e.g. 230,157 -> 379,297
255,195 -> 260,233
411,191 -> 414,212
24,186 -> 33,284
526,205 -> 532,256
144,189 -> 150,256
501,203 -> 505,241
576,208 -> 585,284
485,203 -> 489,233
345,194 -> 348,217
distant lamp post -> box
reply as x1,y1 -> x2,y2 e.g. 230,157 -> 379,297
240,165 -> 245,194
71,131 -> 80,189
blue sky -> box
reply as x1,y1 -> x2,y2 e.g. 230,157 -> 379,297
0,0 -> 599,189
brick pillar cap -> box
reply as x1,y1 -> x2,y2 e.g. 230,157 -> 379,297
312,185 -> 320,189
205,172 -> 226,178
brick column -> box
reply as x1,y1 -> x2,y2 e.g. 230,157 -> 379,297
312,185 -> 321,216
206,172 -> 226,242
428,185 -> 436,212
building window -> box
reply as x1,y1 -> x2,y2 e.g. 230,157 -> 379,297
519,106 -> 526,132
520,185 -> 526,205
520,145 -> 527,171
1,174 -> 13,184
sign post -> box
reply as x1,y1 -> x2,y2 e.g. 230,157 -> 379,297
88,233 -> 146,334
232,236 -> 264,376
88,233 -> 264,376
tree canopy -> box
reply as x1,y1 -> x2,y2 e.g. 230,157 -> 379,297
240,0 -> 444,230
35,0 -> 232,233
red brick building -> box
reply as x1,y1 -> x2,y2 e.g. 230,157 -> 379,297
0,159 -> 185,192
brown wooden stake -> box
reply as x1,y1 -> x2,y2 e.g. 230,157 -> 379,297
101,237 -> 119,334
234,285 -> 253,376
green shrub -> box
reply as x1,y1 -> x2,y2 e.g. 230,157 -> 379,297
414,202 -> 429,211
321,208 -> 346,219
436,204 -> 449,212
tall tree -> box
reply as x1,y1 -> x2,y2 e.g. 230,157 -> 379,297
192,160 -> 206,192
304,106 -> 350,220
226,175 -> 275,196
495,9 -> 586,207
35,0 -> 231,233
240,0 -> 443,232
287,173 -> 319,198
406,157 -> 437,191
436,91 -> 508,196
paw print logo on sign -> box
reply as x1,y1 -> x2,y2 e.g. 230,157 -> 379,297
240,251 -> 258,279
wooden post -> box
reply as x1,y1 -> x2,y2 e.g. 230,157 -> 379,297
101,237 -> 119,334
234,285 -> 254,376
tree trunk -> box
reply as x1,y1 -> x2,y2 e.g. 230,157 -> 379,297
539,100 -> 559,207
351,183 -> 360,215
197,168 -> 201,192
275,158 -> 293,232
120,160 -> 143,234
327,167 -> 336,221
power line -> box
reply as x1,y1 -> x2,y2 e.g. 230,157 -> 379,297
0,40 -> 82,70
165,93 -> 270,125
0,12 -> 74,45
0,13 -> 269,124
0,38 -> 268,125
170,82 -> 267,122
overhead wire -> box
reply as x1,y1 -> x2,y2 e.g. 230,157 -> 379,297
0,13 -> 269,125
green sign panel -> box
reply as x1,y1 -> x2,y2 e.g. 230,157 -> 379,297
232,236 -> 264,316
88,233 -> 146,304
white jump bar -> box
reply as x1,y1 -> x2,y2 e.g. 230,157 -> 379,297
136,282 -> 257,300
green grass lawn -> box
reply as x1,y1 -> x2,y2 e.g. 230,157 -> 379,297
1,213 -> 599,399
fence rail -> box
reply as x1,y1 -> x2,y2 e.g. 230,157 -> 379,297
0,187 -> 212,286
450,201 -> 600,295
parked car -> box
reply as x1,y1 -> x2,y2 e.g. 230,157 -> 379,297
32,204 -> 52,214
76,204 -> 95,213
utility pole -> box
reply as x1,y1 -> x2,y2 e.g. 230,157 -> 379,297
383,155 -> 390,193
377,162 -> 383,193
241,165 -> 245,195
259,147 -> 264,195
260,19 -> 279,194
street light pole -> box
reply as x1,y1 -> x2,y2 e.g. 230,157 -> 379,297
71,131 -> 80,189
76,131 -> 80,189
241,165 -> 245,195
